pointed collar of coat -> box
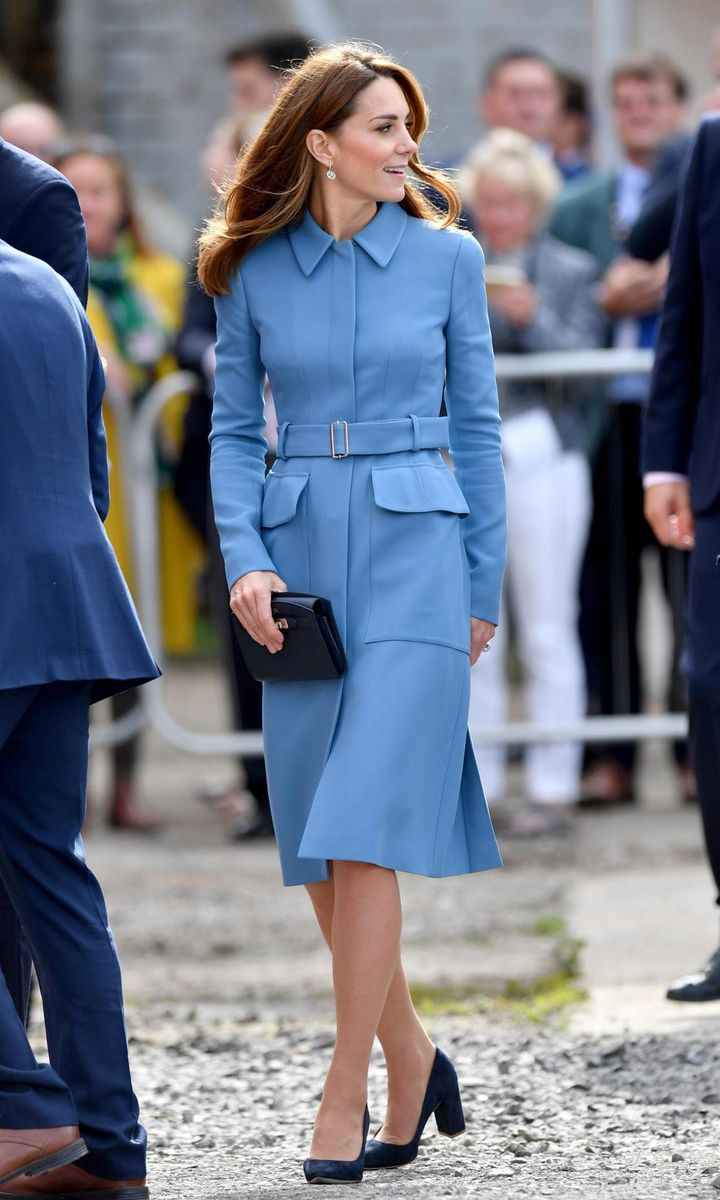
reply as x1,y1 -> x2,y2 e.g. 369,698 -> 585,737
287,200 -> 408,276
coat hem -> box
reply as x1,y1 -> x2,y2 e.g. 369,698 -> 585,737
284,846 -> 503,886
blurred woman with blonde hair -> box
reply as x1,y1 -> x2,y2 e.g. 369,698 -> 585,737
460,128 -> 605,835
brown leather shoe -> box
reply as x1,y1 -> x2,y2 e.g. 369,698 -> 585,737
0,1128 -> 86,1187
0,1163 -> 148,1198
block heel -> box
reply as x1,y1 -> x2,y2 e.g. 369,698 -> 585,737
364,1046 -> 466,1170
434,1086 -> 465,1138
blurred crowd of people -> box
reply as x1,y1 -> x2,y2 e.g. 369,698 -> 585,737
3,27 -> 719,838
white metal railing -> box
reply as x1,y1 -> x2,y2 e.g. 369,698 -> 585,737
96,347 -> 688,756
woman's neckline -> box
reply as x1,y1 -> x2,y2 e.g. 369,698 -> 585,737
305,201 -> 383,244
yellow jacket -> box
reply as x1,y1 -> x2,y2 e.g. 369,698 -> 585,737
88,249 -> 205,655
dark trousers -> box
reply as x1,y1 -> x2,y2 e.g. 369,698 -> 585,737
580,403 -> 688,772
0,883 -> 31,1024
685,503 -> 720,906
0,682 -> 146,1180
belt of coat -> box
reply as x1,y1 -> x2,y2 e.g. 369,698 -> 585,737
275,415 -> 449,459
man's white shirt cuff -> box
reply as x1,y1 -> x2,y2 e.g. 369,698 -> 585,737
643,472 -> 688,488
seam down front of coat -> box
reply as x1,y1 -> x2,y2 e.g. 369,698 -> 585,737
210,200 -> 507,885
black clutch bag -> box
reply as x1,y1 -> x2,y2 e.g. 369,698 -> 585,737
232,592 -> 347,682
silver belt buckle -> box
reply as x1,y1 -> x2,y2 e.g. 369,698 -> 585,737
329,419 -> 349,459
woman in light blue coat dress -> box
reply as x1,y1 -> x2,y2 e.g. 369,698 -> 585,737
199,43 -> 506,1184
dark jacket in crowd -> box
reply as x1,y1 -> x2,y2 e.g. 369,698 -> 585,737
549,170 -> 619,276
0,240 -> 158,699
0,137 -> 88,305
173,268 -> 216,539
643,115 -> 720,513
627,134 -> 693,263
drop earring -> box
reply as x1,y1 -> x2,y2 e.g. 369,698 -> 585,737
326,162 -> 336,180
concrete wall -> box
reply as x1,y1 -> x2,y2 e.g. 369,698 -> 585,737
330,0 -> 595,162
55,0 -> 718,229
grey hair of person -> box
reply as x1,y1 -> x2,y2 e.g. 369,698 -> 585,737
457,127 -> 563,229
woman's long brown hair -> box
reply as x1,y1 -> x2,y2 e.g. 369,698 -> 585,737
198,41 -> 461,296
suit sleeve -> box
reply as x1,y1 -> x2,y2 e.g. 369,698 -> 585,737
627,138 -> 690,262
84,319 -> 110,521
445,234 -> 507,625
642,127 -> 703,476
209,269 -> 277,588
12,178 -> 89,306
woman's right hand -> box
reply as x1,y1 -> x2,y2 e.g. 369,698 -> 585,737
230,571 -> 288,652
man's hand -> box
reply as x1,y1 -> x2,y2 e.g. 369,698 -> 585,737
230,570 -> 288,651
490,282 -> 537,329
601,255 -> 668,318
644,480 -> 695,549
470,618 -> 496,666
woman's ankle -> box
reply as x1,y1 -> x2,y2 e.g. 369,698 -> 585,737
382,1032 -> 436,1083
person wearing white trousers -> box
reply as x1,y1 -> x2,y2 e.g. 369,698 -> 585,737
470,440 -> 591,814
459,130 -> 605,834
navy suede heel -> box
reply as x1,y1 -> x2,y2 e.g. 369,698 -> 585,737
364,1047 -> 465,1170
303,1106 -> 370,1184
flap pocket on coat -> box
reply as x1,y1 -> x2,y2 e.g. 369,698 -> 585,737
261,472 -> 309,527
371,464 -> 469,516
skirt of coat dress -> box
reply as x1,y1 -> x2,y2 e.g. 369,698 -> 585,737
260,453 -> 502,886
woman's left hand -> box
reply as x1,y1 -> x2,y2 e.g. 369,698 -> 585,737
470,618 -> 496,666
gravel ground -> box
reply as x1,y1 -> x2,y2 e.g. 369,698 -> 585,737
130,1016 -> 720,1200
53,662 -> 720,1199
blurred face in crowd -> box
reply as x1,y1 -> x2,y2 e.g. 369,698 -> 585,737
229,55 -> 278,114
481,59 -> 562,145
201,117 -> 238,189
309,76 -> 418,206
612,74 -> 686,163
0,102 -> 63,161
470,175 -> 539,253
60,152 -> 126,256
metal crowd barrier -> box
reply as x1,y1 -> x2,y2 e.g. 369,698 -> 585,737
93,347 -> 689,756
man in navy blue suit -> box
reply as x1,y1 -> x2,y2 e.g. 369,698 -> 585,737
644,114 -> 720,1002
0,137 -> 89,1033
0,240 -> 158,1196
0,137 -> 88,304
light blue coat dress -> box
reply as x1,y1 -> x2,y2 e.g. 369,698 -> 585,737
211,200 -> 506,886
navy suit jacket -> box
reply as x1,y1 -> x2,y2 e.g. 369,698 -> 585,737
0,241 -> 159,700
0,137 -> 88,304
643,116 -> 720,513
627,134 -> 693,263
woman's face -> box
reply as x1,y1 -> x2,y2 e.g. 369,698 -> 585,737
321,76 -> 418,204
61,153 -> 126,255
470,175 -> 539,252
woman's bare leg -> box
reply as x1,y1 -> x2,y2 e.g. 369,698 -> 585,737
305,861 -> 400,1159
306,874 -> 436,1147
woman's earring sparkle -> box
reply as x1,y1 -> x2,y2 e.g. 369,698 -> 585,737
326,164 -> 336,180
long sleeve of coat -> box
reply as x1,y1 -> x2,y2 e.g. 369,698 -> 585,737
210,269 -> 277,587
444,235 -> 507,625
643,127 -> 703,476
